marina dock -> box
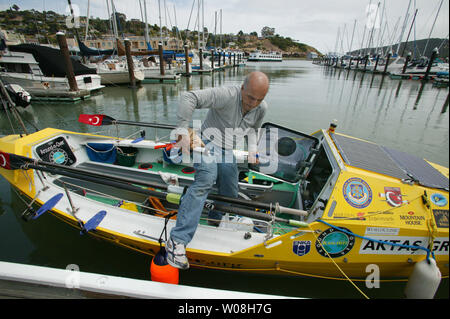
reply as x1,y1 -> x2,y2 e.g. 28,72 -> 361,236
0,261 -> 295,299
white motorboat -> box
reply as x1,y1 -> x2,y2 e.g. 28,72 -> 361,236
0,44 -> 103,99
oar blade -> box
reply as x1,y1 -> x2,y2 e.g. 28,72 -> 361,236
32,193 -> 64,220
81,210 -> 107,234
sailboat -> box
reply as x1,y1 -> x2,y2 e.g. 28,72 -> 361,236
77,0 -> 145,85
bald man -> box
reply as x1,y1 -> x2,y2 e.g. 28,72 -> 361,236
166,71 -> 270,269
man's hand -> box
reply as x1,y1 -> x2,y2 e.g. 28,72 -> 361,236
175,128 -> 204,152
248,151 -> 259,165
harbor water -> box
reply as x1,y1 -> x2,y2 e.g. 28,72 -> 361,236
0,60 -> 448,298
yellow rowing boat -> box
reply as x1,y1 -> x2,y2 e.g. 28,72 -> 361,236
0,120 -> 448,282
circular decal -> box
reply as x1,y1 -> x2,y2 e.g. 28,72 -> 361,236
316,227 -> 355,258
343,177 -> 373,209
50,149 -> 68,165
430,193 -> 447,207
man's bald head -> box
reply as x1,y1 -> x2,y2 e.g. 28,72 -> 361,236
241,72 -> 269,114
242,71 -> 269,93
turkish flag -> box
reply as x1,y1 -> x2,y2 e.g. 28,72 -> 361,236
0,151 -> 11,170
78,114 -> 104,126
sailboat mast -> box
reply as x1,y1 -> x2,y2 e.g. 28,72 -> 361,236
143,0 -> 150,45
423,0 -> 444,57
197,0 -> 200,50
158,0 -> 163,42
85,0 -> 90,41
349,19 -> 357,54
395,0 -> 412,55
202,0 -> 205,49
110,0 -> 119,39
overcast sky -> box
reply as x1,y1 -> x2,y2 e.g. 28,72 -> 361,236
1,0 -> 449,53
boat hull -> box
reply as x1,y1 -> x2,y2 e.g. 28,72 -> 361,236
0,128 -> 448,279
0,73 -> 104,98
99,70 -> 145,85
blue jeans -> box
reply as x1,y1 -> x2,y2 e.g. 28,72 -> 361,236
170,145 -> 239,245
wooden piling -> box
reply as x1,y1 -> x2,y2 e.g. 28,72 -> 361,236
211,49 -> 214,71
56,32 -> 78,92
199,48 -> 203,71
124,39 -> 136,88
158,42 -> 165,76
363,55 -> 369,72
423,48 -> 438,81
383,52 -> 391,75
184,44 -> 190,77
402,52 -> 412,74
373,54 -> 380,72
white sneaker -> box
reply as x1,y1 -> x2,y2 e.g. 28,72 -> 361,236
166,237 -> 189,269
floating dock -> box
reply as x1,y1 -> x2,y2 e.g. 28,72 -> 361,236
0,261 -> 297,299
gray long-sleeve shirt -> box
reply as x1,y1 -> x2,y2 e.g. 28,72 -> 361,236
177,85 -> 267,150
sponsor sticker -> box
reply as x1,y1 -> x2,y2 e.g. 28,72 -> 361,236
292,241 -> 311,257
378,187 -> 408,207
316,227 -> 355,258
399,211 -> 426,226
365,227 -> 400,236
433,210 -> 449,228
343,178 -> 373,209
430,193 -> 448,207
359,236 -> 449,255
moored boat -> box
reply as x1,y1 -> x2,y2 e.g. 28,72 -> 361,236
0,44 -> 104,99
248,51 -> 282,62
0,116 -> 448,280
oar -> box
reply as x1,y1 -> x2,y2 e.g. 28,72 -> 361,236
2,151 -> 308,217
19,189 -> 107,234
1,151 -> 308,221
78,114 -> 177,130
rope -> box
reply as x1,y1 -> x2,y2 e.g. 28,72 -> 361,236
308,223 -> 370,299
317,218 -> 436,261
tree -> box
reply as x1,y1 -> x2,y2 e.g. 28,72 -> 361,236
261,26 -> 274,38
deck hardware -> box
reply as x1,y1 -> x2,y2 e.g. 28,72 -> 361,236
36,170 -> 49,191
21,190 -> 42,221
62,182 -> 79,215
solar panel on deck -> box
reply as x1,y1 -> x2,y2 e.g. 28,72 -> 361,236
382,146 -> 449,190
331,133 -> 449,190
331,134 -> 410,180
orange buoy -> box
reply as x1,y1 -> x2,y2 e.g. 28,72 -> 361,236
150,248 -> 179,284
